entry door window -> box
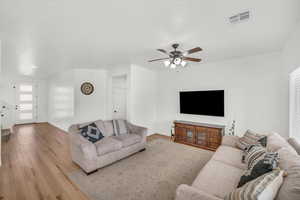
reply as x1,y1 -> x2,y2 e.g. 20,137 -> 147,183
15,83 -> 36,124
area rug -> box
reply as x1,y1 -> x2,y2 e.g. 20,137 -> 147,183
67,139 -> 214,200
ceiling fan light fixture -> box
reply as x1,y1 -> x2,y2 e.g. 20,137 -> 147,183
164,60 -> 171,67
181,61 -> 187,67
174,57 -> 182,65
170,63 -> 176,69
148,44 -> 202,69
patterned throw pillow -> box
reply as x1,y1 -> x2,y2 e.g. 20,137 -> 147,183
236,130 -> 267,150
79,122 -> 104,143
225,170 -> 284,200
238,144 -> 280,187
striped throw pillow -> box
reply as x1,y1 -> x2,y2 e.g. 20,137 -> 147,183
238,144 -> 280,187
236,130 -> 267,150
225,170 -> 284,200
112,119 -> 128,136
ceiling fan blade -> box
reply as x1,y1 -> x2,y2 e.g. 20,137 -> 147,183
157,49 -> 170,55
185,47 -> 202,55
148,58 -> 169,62
182,57 -> 202,62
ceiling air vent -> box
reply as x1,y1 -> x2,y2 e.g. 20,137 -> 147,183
229,11 -> 250,24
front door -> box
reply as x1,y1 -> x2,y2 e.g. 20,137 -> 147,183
15,83 -> 37,124
112,75 -> 127,120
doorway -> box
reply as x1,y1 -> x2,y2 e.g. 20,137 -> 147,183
14,82 -> 37,124
112,75 -> 127,120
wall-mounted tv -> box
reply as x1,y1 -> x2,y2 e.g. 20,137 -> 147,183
179,90 -> 224,117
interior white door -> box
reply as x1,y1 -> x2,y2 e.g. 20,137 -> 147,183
15,83 -> 37,124
112,87 -> 127,119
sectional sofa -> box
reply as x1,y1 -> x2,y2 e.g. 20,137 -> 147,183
175,133 -> 300,200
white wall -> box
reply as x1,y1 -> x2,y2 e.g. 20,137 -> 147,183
283,23 -> 300,75
129,64 -> 157,134
283,22 -> 300,139
74,69 -> 108,122
48,68 -> 108,131
106,64 -> 158,135
155,52 -> 287,137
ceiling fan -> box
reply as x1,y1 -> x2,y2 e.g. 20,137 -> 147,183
148,43 -> 202,69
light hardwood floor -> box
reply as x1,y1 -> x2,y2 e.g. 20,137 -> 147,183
0,123 -> 168,200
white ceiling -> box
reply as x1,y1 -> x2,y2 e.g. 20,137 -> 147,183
0,0 -> 299,77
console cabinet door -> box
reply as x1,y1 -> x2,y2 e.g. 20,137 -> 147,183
195,127 -> 207,146
175,124 -> 195,143
175,126 -> 186,143
184,125 -> 195,143
208,129 -> 221,149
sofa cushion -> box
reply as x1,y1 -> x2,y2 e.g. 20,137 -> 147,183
192,160 -> 244,199
288,138 -> 300,155
267,132 -> 297,155
113,134 -> 142,148
276,166 -> 300,200
103,120 -> 115,136
212,146 -> 246,170
95,137 -> 122,156
274,148 -> 300,200
278,148 -> 300,170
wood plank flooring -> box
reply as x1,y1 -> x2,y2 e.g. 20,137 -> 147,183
0,123 -> 168,200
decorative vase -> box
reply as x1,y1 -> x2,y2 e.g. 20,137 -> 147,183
228,120 -> 236,136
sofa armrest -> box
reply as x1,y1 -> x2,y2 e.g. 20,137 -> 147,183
80,142 -> 98,160
175,185 -> 222,200
68,124 -> 98,160
127,122 -> 148,143
221,135 -> 240,148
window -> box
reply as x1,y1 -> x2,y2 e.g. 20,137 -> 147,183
290,67 -> 300,141
19,84 -> 33,92
19,94 -> 33,101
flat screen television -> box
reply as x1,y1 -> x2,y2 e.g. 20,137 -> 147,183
179,90 -> 224,117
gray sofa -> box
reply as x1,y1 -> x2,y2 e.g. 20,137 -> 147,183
175,132 -> 300,200
68,120 -> 147,174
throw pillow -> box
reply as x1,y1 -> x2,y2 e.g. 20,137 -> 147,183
238,145 -> 279,187
112,119 -> 128,135
225,170 -> 284,200
236,130 -> 267,150
79,122 -> 104,143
